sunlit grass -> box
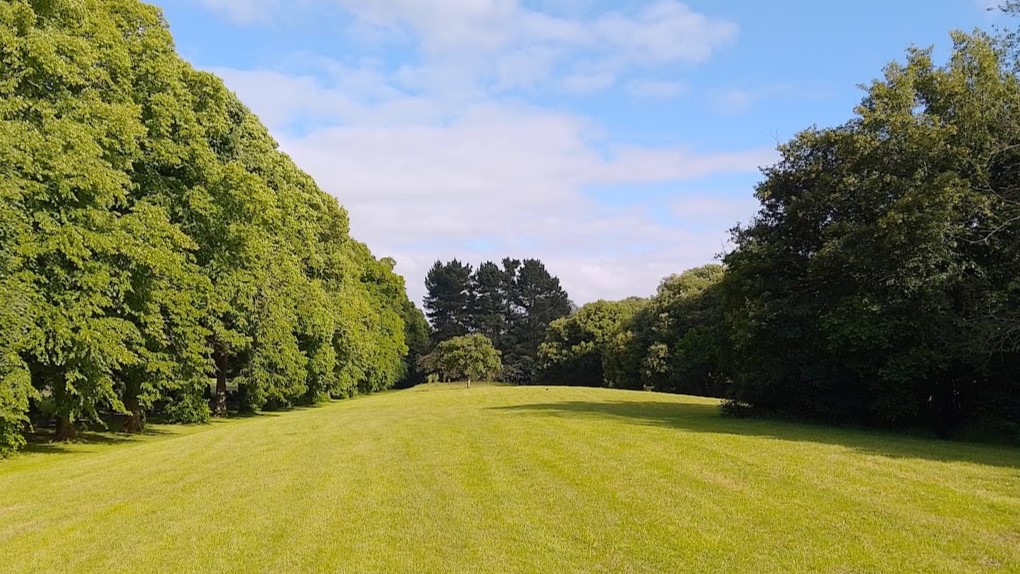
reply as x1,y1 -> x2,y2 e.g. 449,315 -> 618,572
2,385 -> 1018,573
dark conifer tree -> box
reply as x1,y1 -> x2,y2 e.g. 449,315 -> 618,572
423,260 -> 473,344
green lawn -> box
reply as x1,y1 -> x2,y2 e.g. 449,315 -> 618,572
1,385 -> 1018,573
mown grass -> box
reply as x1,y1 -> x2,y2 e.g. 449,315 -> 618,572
1,384 -> 1018,573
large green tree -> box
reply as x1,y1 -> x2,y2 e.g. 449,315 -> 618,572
1,0 -> 213,439
0,0 -> 418,455
724,31 -> 1020,436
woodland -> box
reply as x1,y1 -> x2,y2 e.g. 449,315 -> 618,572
424,30 -> 1020,440
2,0 -> 1020,461
0,0 -> 424,455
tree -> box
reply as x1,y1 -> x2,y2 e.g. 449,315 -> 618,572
510,259 -> 572,355
644,265 -> 731,397
395,299 -> 432,388
423,257 -> 573,384
535,298 -> 646,388
470,261 -> 509,347
0,278 -> 35,456
423,260 -> 473,344
421,335 -> 502,386
504,258 -> 572,383
0,0 -> 419,455
0,0 -> 215,439
723,31 -> 1020,436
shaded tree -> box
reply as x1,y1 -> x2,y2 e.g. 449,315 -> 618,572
505,259 -> 572,383
423,260 -> 473,344
645,265 -> 731,397
536,299 -> 646,388
724,32 -> 1020,437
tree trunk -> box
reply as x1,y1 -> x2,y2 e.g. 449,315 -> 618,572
53,368 -> 77,441
466,377 -> 471,389
212,350 -> 228,417
122,394 -> 145,433
56,413 -> 77,442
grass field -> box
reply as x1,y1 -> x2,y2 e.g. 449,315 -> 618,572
1,384 -> 1018,573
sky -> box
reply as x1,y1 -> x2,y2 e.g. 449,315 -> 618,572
153,0 -> 1003,307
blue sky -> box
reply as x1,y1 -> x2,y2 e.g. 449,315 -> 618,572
154,0 -> 1001,305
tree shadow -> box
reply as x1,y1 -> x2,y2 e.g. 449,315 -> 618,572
19,404 -> 320,458
20,427 -> 176,455
490,400 -> 1020,469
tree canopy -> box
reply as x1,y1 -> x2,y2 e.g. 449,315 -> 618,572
535,298 -> 646,389
529,30 -> 1020,440
423,257 -> 571,383
421,334 -> 502,385
0,0 -> 416,455
722,31 -> 1020,436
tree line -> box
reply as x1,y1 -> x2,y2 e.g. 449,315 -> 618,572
535,265 -> 728,398
534,28 -> 1020,440
419,258 -> 572,384
0,0 -> 420,457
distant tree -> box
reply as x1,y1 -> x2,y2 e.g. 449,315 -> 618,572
505,259 -> 572,383
470,261 -> 509,348
421,334 -> 502,387
536,299 -> 646,388
396,299 -> 432,388
534,265 -> 731,398
423,260 -> 473,344
424,257 -> 572,384
640,265 -> 730,397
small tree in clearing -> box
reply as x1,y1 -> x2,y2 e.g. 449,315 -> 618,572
423,334 -> 502,387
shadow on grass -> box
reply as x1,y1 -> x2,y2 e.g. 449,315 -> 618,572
19,403 -> 332,458
21,427 -> 176,455
490,400 -> 1020,469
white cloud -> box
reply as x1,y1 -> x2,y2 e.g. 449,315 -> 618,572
185,2 -> 765,304
212,67 -> 447,128
197,0 -> 737,96
710,86 -> 786,115
220,73 -> 777,304
560,71 -> 617,94
373,0 -> 736,93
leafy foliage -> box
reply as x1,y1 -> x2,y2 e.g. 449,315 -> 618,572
723,32 -> 1020,436
421,334 -> 502,383
0,0 -> 416,456
423,257 -> 572,384
641,265 -> 731,397
535,298 -> 646,388
535,266 -> 730,397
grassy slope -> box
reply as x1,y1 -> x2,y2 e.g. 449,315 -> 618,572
1,385 -> 1018,573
